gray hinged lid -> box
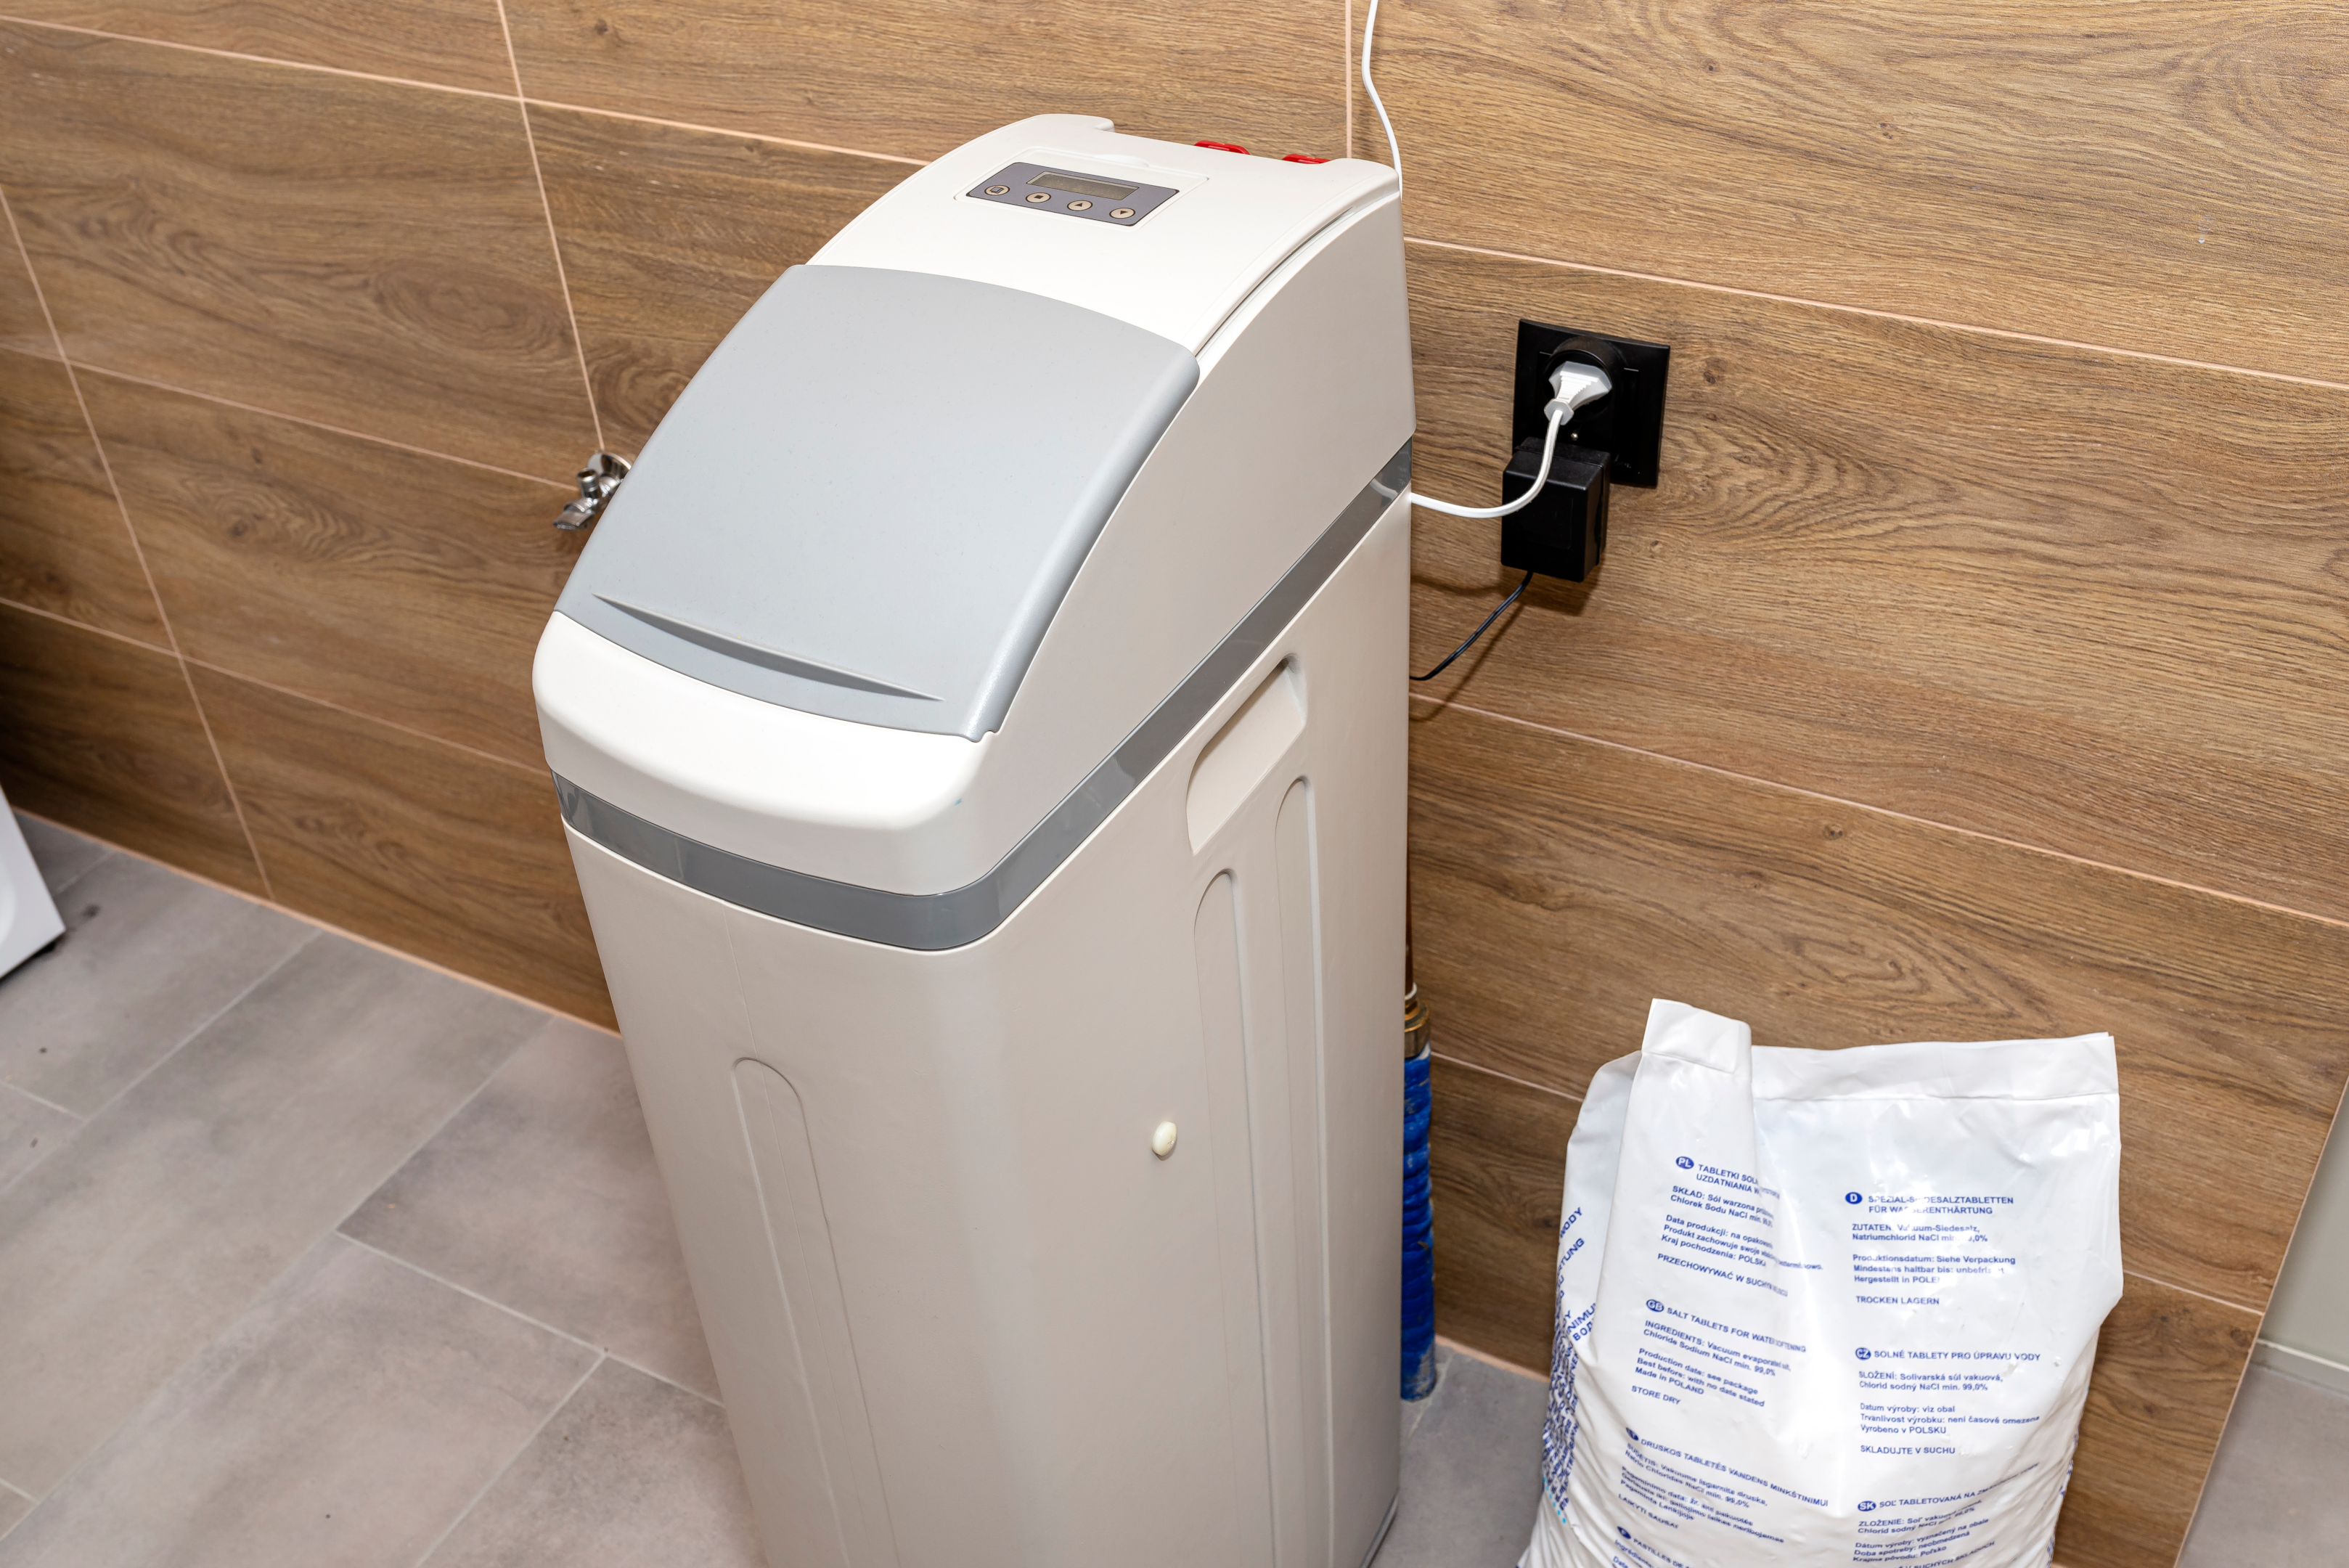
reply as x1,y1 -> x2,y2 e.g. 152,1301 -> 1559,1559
556,264 -> 1199,739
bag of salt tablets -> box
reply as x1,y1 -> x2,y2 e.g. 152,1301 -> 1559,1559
1522,1000 -> 2121,1568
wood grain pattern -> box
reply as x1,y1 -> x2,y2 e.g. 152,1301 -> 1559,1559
531,107 -> 907,454
1356,0 -> 2349,383
0,224 -> 52,359
2060,1274 -> 2259,1568
2,2 -> 515,93
0,24 -> 597,477
1424,1054 -> 2260,1568
1409,700 -> 2349,1312
82,370 -> 576,767
1429,1055 -> 1574,1373
0,599 -> 260,891
0,348 -> 168,642
504,0 -> 1349,166
191,665 -> 613,1025
1403,241 -> 2349,926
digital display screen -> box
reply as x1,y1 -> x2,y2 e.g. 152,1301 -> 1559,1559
1027,171 -> 1139,201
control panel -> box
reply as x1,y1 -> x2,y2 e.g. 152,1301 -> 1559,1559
966,161 -> 1181,226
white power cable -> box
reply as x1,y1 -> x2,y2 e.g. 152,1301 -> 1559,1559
1368,1 -> 1614,678
1413,409 -> 1565,520
1362,0 -> 1405,188
1408,361 -> 1614,518
1363,6 -> 1613,519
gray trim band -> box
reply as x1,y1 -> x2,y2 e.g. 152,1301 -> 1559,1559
556,439 -> 1412,951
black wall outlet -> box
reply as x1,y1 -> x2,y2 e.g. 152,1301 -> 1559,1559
1511,321 -> 1670,488
1499,436 -> 1608,582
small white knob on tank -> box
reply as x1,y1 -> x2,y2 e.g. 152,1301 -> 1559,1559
1151,1121 -> 1179,1159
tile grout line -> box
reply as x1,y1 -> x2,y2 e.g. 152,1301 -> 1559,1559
492,0 -> 605,455
14,809 -> 620,1036
0,595 -> 556,782
0,940 -> 340,1518
328,1016 -> 562,1248
0,591 -> 173,656
1411,691 -> 2349,937
1403,234 -> 2349,396
0,13 -> 520,101
520,97 -> 928,167
340,1234 -> 723,1409
339,1233 -> 602,1357
3,12 -> 2329,391
52,358 -> 575,489
182,657 -> 552,779
409,1347 -> 608,1568
603,1349 -> 724,1408
0,185 -> 276,901
0,13 -> 930,168
0,1077 -> 81,1123
49,928 -> 324,1140
1431,1048 -> 1583,1105
2132,1270 -> 2263,1320
36,838 -> 120,904
0,1468 -> 37,1545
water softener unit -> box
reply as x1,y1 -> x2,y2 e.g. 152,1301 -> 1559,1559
534,116 -> 1413,1568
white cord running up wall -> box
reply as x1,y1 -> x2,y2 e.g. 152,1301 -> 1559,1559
1359,0 -> 1607,519
1362,0 -> 1407,190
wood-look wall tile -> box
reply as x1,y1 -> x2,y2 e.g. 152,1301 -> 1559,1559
0,25 -> 597,477
0,221 -> 53,359
1403,242 -> 2349,926
1429,1055 -> 1574,1375
82,372 -> 577,768
2059,1275 -> 2259,1568
1423,1054 -> 2252,1568
190,666 -> 612,1025
531,107 -> 907,454
0,350 -> 168,643
1356,1 -> 2349,383
5,2 -> 515,93
0,600 -> 260,892
1408,701 -> 2349,1312
506,0 -> 1349,165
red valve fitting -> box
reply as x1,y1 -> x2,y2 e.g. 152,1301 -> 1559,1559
1193,140 -> 1251,155
1281,154 -> 1331,163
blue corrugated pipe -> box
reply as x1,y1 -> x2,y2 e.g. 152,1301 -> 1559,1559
1402,985 -> 1437,1399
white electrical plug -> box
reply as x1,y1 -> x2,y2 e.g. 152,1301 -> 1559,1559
1545,360 -> 1613,423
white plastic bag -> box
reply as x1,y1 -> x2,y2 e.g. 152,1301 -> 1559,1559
1522,1000 -> 2122,1568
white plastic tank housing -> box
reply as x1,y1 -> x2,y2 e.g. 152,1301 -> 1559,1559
534,114 -> 1415,1568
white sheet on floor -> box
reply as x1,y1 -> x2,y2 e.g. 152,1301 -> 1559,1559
1521,1000 -> 2122,1568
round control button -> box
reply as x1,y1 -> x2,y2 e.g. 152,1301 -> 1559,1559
1110,207 -> 1135,219
1067,199 -> 1093,211
984,184 -> 1009,195
1025,192 -> 1050,203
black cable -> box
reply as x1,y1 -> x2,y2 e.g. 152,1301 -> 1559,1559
1411,570 -> 1535,682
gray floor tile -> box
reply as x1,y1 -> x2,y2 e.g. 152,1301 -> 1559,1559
0,936 -> 545,1493
2178,1365 -> 2349,1568
0,1084 -> 75,1196
0,854 -> 314,1114
0,1235 -> 598,1568
343,1019 -> 718,1397
421,1357 -> 761,1568
13,814 -> 108,897
1375,1346 -> 1550,1568
0,1487 -> 28,1539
